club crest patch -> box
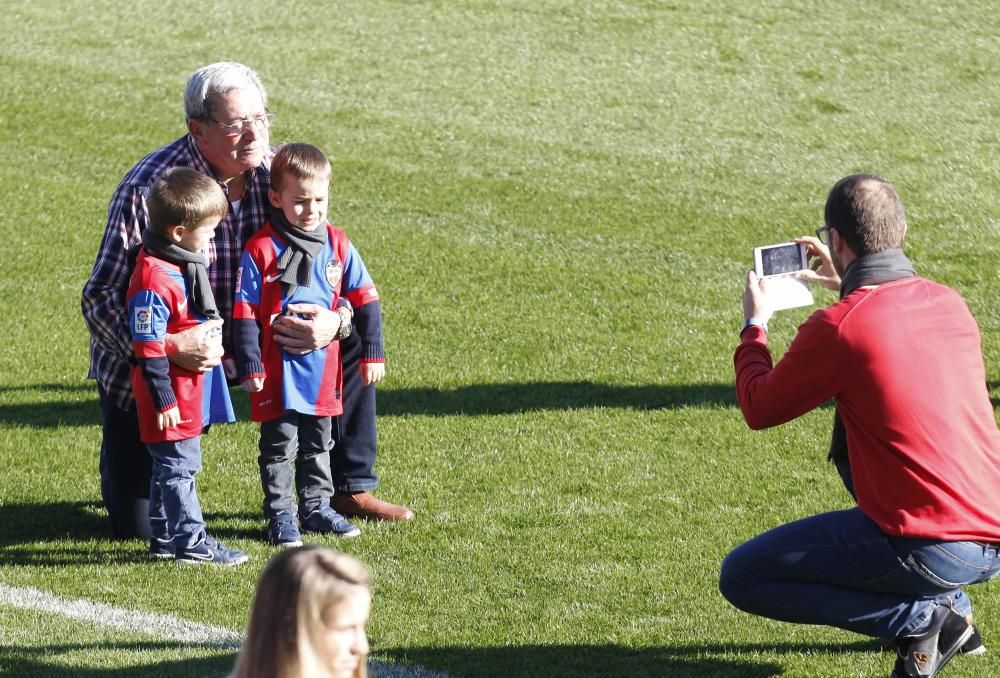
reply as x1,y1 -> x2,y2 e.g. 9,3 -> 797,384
326,259 -> 343,288
134,307 -> 152,334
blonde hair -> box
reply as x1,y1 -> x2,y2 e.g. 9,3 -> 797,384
269,143 -> 331,193
230,546 -> 371,678
147,167 -> 227,235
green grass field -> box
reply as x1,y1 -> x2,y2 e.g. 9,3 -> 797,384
3,1 -> 1000,676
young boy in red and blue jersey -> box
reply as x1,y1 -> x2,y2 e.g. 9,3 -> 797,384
233,143 -> 385,546
127,167 -> 247,566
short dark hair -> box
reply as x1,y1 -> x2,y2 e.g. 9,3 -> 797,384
824,174 -> 907,256
269,143 -> 331,193
147,168 -> 228,235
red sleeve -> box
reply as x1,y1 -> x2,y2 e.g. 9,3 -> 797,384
734,311 -> 842,430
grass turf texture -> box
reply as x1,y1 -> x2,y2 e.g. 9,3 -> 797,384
2,0 -> 1000,676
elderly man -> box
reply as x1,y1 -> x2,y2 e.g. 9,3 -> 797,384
720,174 -> 1000,678
82,62 -> 413,542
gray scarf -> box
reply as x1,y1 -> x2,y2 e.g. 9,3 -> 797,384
140,229 -> 219,319
829,247 -> 916,468
268,205 -> 326,295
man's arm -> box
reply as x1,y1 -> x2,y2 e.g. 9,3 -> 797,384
82,185 -> 146,361
735,271 -> 841,429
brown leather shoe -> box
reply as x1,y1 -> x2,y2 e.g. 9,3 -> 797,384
331,492 -> 415,522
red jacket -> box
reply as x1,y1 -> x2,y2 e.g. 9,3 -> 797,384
735,277 -> 1000,541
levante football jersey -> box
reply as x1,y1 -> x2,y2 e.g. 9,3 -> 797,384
233,222 -> 379,422
127,250 -> 235,443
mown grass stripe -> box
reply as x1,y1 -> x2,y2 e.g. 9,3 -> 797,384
0,582 -> 448,677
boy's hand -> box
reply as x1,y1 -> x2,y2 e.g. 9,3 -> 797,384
241,376 -> 265,392
361,362 -> 385,386
157,406 -> 181,430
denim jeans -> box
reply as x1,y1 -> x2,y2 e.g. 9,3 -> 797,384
259,411 -> 334,518
147,436 -> 205,550
719,507 -> 1000,639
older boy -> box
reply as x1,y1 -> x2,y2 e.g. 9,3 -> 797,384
128,168 -> 247,566
234,143 -> 386,546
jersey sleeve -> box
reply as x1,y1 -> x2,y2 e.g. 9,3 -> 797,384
341,242 -> 384,363
233,249 -> 265,379
128,288 -> 176,412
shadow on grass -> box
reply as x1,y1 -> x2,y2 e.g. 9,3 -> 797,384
0,501 -> 112,548
0,641 -> 236,678
0,386 -> 99,427
0,502 -> 265,565
378,639 -> 884,677
0,501 -> 161,567
379,381 -> 739,416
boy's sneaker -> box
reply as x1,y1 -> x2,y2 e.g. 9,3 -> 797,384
267,512 -> 303,548
176,534 -> 249,566
149,537 -> 174,560
960,624 -> 986,656
300,505 -> 361,538
890,603 -> 973,677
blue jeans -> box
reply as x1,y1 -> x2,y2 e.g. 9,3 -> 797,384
148,436 -> 206,550
719,507 -> 1000,639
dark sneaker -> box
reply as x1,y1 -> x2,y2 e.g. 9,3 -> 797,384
267,512 -> 303,548
149,536 -> 174,560
890,603 -> 973,677
300,505 -> 360,538
960,624 -> 985,656
176,534 -> 249,566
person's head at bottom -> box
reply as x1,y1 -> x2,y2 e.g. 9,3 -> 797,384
231,545 -> 371,678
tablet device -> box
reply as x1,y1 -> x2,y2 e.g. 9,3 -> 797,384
752,242 -> 814,311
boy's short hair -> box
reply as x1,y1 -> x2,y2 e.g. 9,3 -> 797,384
147,168 -> 228,235
269,143 -> 331,193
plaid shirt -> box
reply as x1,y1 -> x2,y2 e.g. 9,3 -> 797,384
82,134 -> 272,410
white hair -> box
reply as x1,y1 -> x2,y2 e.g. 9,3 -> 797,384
183,62 -> 267,122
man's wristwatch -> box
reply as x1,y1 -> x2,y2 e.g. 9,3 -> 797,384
741,317 -> 768,335
335,306 -> 353,339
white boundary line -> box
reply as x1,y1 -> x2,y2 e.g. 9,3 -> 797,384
0,582 -> 447,677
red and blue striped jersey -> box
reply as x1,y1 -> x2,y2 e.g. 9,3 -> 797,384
233,222 -> 382,422
127,250 -> 235,443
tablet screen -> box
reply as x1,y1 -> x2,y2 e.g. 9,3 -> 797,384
760,244 -> 803,276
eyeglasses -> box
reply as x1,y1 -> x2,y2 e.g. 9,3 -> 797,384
208,111 -> 274,137
815,225 -> 834,245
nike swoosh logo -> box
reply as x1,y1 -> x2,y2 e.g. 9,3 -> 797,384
177,298 -> 187,311
183,552 -> 214,561
265,273 -> 282,283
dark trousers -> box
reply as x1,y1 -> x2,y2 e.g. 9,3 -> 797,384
98,326 -> 378,539
331,328 -> 379,493
259,412 -> 334,518
98,385 -> 153,539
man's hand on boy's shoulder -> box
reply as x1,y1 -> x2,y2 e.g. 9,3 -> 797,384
271,303 -> 338,354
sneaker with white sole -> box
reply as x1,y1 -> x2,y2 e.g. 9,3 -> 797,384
267,512 -> 303,548
149,536 -> 174,560
175,534 -> 248,566
300,505 -> 360,538
961,624 -> 986,656
890,603 -> 973,677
